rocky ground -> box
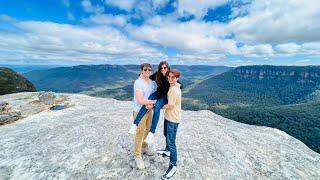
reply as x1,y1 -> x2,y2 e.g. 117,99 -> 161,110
0,92 -> 319,180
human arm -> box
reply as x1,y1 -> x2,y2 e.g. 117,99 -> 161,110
135,90 -> 156,105
162,104 -> 174,110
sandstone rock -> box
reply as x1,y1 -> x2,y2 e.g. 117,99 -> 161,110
0,93 -> 319,179
0,102 -> 22,125
0,92 -> 72,125
38,91 -> 56,105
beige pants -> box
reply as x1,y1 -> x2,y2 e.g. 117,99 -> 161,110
133,110 -> 152,157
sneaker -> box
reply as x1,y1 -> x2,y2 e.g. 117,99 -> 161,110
134,156 -> 145,170
142,146 -> 155,156
144,132 -> 154,144
162,165 -> 177,179
157,149 -> 170,157
129,124 -> 137,135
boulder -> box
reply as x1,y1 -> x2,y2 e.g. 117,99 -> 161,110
0,102 -> 22,125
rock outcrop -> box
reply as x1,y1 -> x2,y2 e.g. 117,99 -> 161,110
0,92 -> 319,180
0,102 -> 22,125
0,92 -> 72,126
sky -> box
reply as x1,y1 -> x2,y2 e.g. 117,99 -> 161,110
0,0 -> 319,66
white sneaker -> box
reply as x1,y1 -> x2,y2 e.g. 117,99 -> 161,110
144,132 -> 154,144
134,156 -> 145,170
162,165 -> 177,179
129,124 -> 137,135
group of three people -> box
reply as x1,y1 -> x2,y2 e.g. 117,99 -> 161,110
129,61 -> 182,180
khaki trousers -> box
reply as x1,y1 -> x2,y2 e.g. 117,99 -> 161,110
133,110 -> 152,157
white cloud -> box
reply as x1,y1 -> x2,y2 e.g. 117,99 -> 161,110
104,0 -> 170,20
239,44 -> 274,57
176,0 -> 229,19
229,0 -> 320,44
301,42 -> 320,56
152,0 -> 170,10
82,14 -> 128,27
61,0 -> 74,21
170,53 -> 226,65
127,16 -> 237,55
0,20 -> 166,64
106,0 -> 136,12
82,0 -> 104,14
275,43 -> 301,55
2,0 -> 320,65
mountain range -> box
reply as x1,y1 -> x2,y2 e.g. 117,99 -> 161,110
1,64 -> 319,154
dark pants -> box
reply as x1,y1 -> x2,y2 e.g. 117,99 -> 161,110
164,119 -> 179,166
133,92 -> 167,133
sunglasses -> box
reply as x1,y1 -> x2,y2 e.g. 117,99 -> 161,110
143,68 -> 152,72
161,66 -> 167,70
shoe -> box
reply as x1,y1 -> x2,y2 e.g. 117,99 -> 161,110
134,156 -> 145,170
157,149 -> 170,157
144,132 -> 154,144
142,146 -> 155,156
162,165 -> 177,179
129,124 -> 137,135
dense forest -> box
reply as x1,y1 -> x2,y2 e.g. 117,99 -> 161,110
184,65 -> 320,153
0,68 -> 36,95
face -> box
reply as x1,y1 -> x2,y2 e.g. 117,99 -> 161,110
160,64 -> 168,75
168,72 -> 177,84
141,66 -> 152,78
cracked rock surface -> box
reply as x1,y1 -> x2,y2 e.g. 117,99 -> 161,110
0,92 -> 319,180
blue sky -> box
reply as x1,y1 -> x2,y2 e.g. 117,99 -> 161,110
0,0 -> 319,66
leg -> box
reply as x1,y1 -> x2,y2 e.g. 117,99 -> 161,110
133,92 -> 159,125
166,119 -> 179,166
142,111 -> 153,148
162,120 -> 179,179
149,96 -> 167,133
157,119 -> 170,157
134,111 -> 148,158
142,111 -> 155,156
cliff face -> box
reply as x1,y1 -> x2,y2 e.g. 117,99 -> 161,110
0,67 -> 36,95
187,65 -> 320,106
0,92 -> 319,180
233,65 -> 320,81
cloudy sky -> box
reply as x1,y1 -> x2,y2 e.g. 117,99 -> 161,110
0,0 -> 319,66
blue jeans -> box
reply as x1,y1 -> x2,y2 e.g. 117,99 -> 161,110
133,92 -> 168,133
164,119 -> 179,166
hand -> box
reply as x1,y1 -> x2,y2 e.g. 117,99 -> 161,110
162,104 -> 168,109
146,104 -> 154,110
147,100 -> 157,104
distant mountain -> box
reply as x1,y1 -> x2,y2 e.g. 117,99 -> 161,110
0,64 -> 57,73
0,67 -> 36,95
24,65 -> 138,93
186,65 -> 320,106
24,64 -> 232,97
184,65 -> 320,153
